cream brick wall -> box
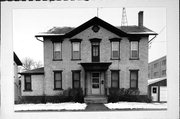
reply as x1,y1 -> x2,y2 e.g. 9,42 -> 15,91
44,25 -> 148,95
21,75 -> 44,96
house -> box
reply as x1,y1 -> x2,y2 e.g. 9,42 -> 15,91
148,56 -> 167,102
20,11 -> 157,103
14,52 -> 22,103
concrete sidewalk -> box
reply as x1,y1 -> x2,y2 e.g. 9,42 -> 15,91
85,103 -> 110,111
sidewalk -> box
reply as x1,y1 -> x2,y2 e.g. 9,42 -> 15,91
85,103 -> 110,111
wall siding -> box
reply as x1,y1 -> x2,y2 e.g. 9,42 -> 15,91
21,75 -> 44,96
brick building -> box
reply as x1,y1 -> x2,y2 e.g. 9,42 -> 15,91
148,56 -> 166,79
20,11 -> 157,103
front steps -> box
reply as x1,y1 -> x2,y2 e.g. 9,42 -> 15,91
84,95 -> 108,104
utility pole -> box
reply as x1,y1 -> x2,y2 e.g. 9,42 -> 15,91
121,7 -> 128,26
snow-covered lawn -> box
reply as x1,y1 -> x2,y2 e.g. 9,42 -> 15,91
105,102 -> 167,110
14,102 -> 87,111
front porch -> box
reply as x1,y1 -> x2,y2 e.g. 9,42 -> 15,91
79,62 -> 111,103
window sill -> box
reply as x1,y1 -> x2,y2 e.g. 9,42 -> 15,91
53,88 -> 63,91
53,59 -> 63,61
110,58 -> 120,60
71,59 -> 81,61
129,58 -> 139,60
23,90 -> 32,92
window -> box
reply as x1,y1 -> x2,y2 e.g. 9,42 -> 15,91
154,63 -> 158,68
111,70 -> 119,88
24,75 -> 32,91
162,60 -> 166,65
72,42 -> 80,60
130,70 -> 138,89
54,71 -> 62,90
130,41 -> 139,59
72,71 -> 81,88
154,72 -> 158,77
53,42 -> 62,60
162,70 -> 166,76
111,42 -> 120,59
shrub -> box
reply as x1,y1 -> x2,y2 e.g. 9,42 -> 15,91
108,88 -> 151,103
69,88 -> 84,103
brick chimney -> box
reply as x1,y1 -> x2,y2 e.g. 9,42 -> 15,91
138,11 -> 143,27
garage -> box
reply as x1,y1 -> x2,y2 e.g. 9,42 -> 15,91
148,77 -> 167,102
160,86 -> 167,102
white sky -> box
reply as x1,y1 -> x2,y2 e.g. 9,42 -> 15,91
13,7 -> 166,64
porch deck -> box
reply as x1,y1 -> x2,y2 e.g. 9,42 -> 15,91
84,95 -> 108,104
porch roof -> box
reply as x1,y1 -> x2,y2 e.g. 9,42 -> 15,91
79,62 -> 112,71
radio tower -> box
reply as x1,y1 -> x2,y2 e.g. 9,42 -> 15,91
121,7 -> 128,26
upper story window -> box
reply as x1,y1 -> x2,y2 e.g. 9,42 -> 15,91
162,70 -> 166,76
111,42 -> 120,59
154,63 -> 158,68
70,39 -> 82,60
24,75 -> 32,91
130,41 -> 139,59
109,38 -> 121,60
54,71 -> 62,90
154,72 -> 158,77
130,70 -> 138,89
162,60 -> 166,66
53,42 -> 62,60
72,42 -> 81,60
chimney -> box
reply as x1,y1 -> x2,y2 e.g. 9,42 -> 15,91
138,11 -> 143,27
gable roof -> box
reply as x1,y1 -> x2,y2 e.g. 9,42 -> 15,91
19,67 -> 44,75
148,77 -> 166,85
36,17 -> 157,38
14,52 -> 22,66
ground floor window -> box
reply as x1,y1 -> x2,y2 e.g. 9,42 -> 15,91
24,75 -> 32,91
54,71 -> 62,90
72,70 -> 81,88
130,70 -> 138,89
111,70 -> 119,88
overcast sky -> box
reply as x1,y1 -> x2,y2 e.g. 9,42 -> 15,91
13,7 -> 166,64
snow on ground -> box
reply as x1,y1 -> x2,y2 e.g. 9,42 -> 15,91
14,102 -> 87,111
105,102 -> 167,110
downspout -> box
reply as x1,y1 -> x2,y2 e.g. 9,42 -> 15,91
148,35 -> 157,43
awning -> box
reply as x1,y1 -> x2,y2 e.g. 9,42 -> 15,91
79,62 -> 112,71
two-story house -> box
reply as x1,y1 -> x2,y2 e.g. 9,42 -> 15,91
20,11 -> 157,103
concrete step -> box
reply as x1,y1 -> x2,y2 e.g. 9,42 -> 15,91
84,96 -> 108,104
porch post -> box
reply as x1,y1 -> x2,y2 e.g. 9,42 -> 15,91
85,71 -> 87,96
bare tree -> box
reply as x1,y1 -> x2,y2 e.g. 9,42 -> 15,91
21,57 -> 43,71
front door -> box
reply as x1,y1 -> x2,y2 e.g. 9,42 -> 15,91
151,86 -> 158,101
91,72 -> 100,95
92,42 -> 100,62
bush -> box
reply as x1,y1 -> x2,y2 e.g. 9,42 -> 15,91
62,88 -> 84,103
69,88 -> 84,103
108,88 -> 151,103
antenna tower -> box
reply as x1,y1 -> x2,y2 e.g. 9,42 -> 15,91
121,7 -> 128,26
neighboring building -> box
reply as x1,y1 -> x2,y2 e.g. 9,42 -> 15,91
148,77 -> 167,102
20,11 -> 157,103
148,56 -> 166,79
148,56 -> 167,102
14,52 -> 22,103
